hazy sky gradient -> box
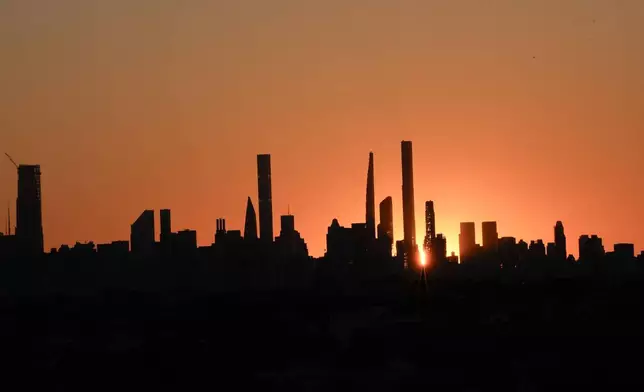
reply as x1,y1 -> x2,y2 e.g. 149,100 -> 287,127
1,0 -> 643,256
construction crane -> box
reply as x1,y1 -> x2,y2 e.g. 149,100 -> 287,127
4,153 -> 18,169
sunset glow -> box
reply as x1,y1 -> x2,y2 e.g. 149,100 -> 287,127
0,1 -> 642,256
419,250 -> 427,268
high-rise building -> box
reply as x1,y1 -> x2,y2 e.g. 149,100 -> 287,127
16,165 -> 44,255
459,222 -> 476,262
326,219 -> 353,261
244,197 -> 258,241
275,214 -> 308,258
423,201 -> 436,252
174,229 -> 198,253
499,237 -> 518,268
554,221 -> 567,261
579,234 -> 605,262
547,242 -> 557,258
257,154 -> 274,243
401,141 -> 416,262
365,152 -> 375,240
395,240 -> 406,266
280,214 -> 295,235
529,240 -> 547,258
378,196 -> 394,250
613,243 -> 635,260
482,221 -> 498,251
130,210 -> 155,254
431,233 -> 447,266
160,209 -> 172,244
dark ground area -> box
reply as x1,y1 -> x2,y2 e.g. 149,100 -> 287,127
1,278 -> 643,391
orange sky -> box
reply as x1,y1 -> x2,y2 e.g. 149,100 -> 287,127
1,0 -> 643,257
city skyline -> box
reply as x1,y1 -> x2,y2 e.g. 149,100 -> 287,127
2,1 -> 643,256
2,3 -> 644,390
1,145 -> 642,260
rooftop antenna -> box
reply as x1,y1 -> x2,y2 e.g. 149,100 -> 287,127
4,153 -> 18,169
7,202 -> 10,236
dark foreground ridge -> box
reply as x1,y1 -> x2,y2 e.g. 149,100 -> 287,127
1,258 -> 643,391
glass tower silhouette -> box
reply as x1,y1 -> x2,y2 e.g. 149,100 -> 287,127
482,221 -> 499,251
244,197 -> 258,241
257,154 -> 274,243
378,197 -> 394,244
130,210 -> 155,254
365,152 -> 375,240
16,165 -> 44,255
401,141 -> 416,260
554,221 -> 567,260
160,209 -> 172,244
424,200 -> 436,252
459,222 -> 476,262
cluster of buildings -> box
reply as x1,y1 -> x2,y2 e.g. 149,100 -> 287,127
1,144 -> 643,276
41,154 -> 309,264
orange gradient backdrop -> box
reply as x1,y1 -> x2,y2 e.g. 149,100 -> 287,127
1,0 -> 643,256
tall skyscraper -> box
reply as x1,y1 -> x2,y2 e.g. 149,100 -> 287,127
482,221 -> 498,251
401,141 -> 416,260
257,154 -> 274,243
423,201 -> 436,252
365,152 -> 375,240
459,222 -> 476,262
378,196 -> 394,256
130,210 -> 155,254
280,214 -> 295,235
16,165 -> 44,255
160,209 -> 172,244
378,197 -> 393,242
244,197 -> 258,241
554,221 -> 567,260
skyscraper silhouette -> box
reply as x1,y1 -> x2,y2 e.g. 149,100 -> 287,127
275,214 -> 309,258
401,141 -> 416,261
613,243 -> 635,260
16,164 -> 44,255
257,154 -> 274,243
365,152 -> 375,240
423,201 -> 436,252
160,209 -> 172,244
554,221 -> 567,261
482,221 -> 499,251
432,234 -> 447,265
459,222 -> 476,263
579,234 -> 604,262
244,197 -> 258,241
130,210 -> 155,255
377,196 -> 394,257
378,197 -> 394,246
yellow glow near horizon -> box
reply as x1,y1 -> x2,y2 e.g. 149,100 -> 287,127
419,249 -> 427,267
